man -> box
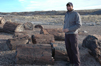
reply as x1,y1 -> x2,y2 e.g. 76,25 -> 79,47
63,2 -> 82,66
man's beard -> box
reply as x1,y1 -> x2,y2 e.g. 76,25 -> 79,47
67,9 -> 73,11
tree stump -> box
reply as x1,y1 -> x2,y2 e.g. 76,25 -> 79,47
23,22 -> 33,30
31,34 -> 55,44
3,22 -> 24,33
16,44 -> 55,65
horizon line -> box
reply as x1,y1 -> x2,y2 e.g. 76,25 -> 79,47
0,8 -> 101,13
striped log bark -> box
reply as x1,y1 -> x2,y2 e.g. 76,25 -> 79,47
7,35 -> 29,50
16,44 -> 55,65
31,34 -> 55,44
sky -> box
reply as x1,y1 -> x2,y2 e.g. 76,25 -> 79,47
0,0 -> 101,12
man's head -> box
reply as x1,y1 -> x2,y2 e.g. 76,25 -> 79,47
66,2 -> 73,11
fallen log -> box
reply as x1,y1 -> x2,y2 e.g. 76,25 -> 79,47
51,43 -> 68,61
16,44 -> 55,65
41,29 -> 65,41
45,28 -> 63,33
13,32 -> 27,38
31,34 -> 55,44
13,28 -> 40,38
3,22 -> 24,33
7,35 -> 29,50
23,22 -> 33,30
35,24 -> 66,41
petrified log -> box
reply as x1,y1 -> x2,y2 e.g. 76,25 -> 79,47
23,22 -> 33,30
54,33 -> 65,41
51,43 -> 68,61
13,32 -> 27,38
89,48 -> 101,64
13,28 -> 40,38
40,29 -> 49,34
82,35 -> 100,56
82,34 -> 101,48
7,35 -> 29,50
45,28 -> 63,33
0,17 -> 5,24
34,24 -> 43,29
82,34 -> 101,64
55,50 -> 68,61
40,29 -> 65,41
31,34 -> 55,44
16,44 -> 55,65
35,24 -> 65,41
3,22 -> 24,33
35,24 -> 63,33
23,28 -> 41,37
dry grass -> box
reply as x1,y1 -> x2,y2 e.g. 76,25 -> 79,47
2,15 -> 101,26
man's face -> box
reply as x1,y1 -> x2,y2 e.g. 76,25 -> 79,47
67,5 -> 73,11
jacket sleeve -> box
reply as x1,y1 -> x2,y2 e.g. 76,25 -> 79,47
68,13 -> 82,31
63,14 -> 66,30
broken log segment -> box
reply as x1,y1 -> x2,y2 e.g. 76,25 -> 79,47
16,44 -> 55,65
13,32 -> 27,38
40,29 -> 65,41
31,34 -> 55,44
51,43 -> 68,61
7,35 -> 30,50
45,28 -> 63,33
35,24 -> 66,41
3,22 -> 24,33
35,25 -> 65,41
23,22 -> 33,30
82,34 -> 101,64
35,24 -> 63,33
34,24 -> 43,29
13,28 -> 41,38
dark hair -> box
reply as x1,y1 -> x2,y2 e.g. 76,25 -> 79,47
66,2 -> 73,6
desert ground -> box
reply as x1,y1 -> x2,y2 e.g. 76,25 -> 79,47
0,10 -> 101,66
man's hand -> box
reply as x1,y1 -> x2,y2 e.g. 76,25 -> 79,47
63,29 -> 69,32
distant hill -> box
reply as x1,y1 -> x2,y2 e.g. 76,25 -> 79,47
0,9 -> 101,15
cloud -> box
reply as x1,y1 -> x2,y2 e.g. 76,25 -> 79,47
18,0 -> 69,11
76,5 -> 101,10
18,0 -> 101,11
